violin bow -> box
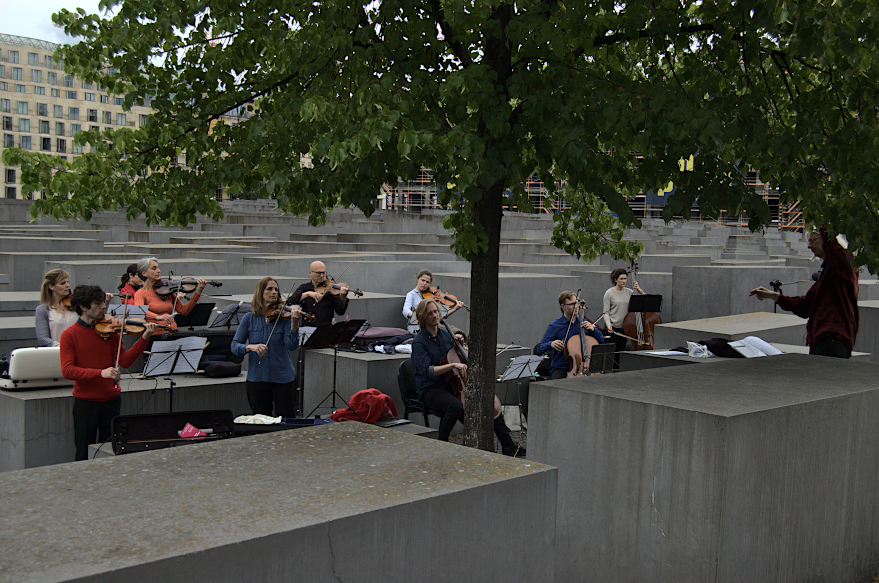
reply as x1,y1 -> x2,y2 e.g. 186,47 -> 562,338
561,288 -> 583,350
261,282 -> 296,364
113,293 -> 129,390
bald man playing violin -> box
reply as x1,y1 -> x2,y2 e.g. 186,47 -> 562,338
60,284 -> 156,461
287,261 -> 349,327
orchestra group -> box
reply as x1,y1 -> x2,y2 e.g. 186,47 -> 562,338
40,228 -> 859,460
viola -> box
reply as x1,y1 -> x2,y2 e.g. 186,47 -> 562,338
94,317 -> 170,339
265,302 -> 315,323
154,278 -> 223,298
314,278 -> 363,298
421,286 -> 470,312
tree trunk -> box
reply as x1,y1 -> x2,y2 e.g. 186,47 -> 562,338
463,182 -> 504,451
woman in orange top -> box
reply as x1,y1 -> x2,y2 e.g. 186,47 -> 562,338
133,256 -> 207,330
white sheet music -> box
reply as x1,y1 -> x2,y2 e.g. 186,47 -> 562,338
107,304 -> 147,318
144,337 -> 208,376
499,355 -> 545,381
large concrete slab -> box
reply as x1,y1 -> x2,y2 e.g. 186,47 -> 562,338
855,300 -> 879,363
0,375 -> 249,472
0,423 -> 557,583
530,355 -> 879,583
653,312 -> 808,349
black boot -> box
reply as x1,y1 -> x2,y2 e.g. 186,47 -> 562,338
494,414 -> 526,457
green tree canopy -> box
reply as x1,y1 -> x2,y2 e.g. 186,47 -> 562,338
6,0 -> 879,447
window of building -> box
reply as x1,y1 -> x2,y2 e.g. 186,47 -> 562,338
71,123 -> 81,135
63,75 -> 74,88
17,101 -> 27,114
102,111 -> 111,124
90,125 -> 99,132
45,55 -> 54,68
3,134 -> 13,147
12,67 -> 23,81
5,187 -> 16,199
50,88 -> 60,98
116,113 -> 126,126
2,116 -> 11,131
31,70 -> 42,83
0,82 -> 7,91
56,138 -> 66,153
72,142 -> 82,154
85,92 -> 94,101
39,120 -> 49,133
41,137 -> 51,151
20,135 -> 31,150
28,53 -> 39,66
66,91 -> 77,99
34,86 -> 44,95
87,109 -> 97,122
5,168 -> 15,183
14,84 -> 26,93
55,122 -> 64,135
100,95 -> 109,104
19,119 -> 30,132
0,65 -> 4,77
48,72 -> 57,85
0,99 -> 8,113
69,108 -> 79,120
54,105 -> 63,118
139,114 -> 147,127
82,81 -> 92,89
37,103 -> 47,116
9,51 -> 19,64
115,97 -> 124,106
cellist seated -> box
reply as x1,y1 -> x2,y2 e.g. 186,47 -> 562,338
535,291 -> 606,379
410,299 -> 525,457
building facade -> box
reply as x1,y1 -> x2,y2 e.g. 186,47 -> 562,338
0,33 -> 153,199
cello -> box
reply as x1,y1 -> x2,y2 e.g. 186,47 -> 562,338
562,292 -> 600,377
439,319 -> 502,418
621,258 -> 662,351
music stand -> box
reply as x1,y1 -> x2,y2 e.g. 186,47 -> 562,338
211,303 -> 250,329
587,344 -> 616,374
499,355 -> 544,382
143,336 -> 207,413
628,294 -> 663,313
175,303 -> 215,330
304,320 -> 366,420
107,304 -> 147,318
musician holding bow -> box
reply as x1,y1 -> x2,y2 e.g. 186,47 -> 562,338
536,291 -> 605,379
410,299 -> 524,455
133,256 -> 207,330
287,261 -> 348,327
602,268 -> 643,369
60,285 -> 156,461
403,269 -> 464,333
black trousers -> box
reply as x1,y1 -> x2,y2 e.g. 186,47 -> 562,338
611,331 -> 628,370
811,336 -> 851,359
420,385 -> 516,448
73,396 -> 121,461
246,380 -> 298,418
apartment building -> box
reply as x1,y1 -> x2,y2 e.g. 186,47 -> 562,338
0,33 -> 153,199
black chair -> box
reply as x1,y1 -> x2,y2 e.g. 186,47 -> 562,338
397,359 -> 438,427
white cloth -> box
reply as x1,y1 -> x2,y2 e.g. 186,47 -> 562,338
48,309 -> 78,348
233,414 -> 282,424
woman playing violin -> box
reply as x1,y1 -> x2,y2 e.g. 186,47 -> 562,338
410,299 -> 524,455
403,269 -> 464,333
35,269 -> 78,347
536,291 -> 605,379
133,256 -> 207,330
287,261 -> 348,327
231,277 -> 302,418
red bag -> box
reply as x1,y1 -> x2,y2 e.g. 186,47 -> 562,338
331,388 -> 398,423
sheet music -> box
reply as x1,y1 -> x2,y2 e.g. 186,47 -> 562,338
107,304 -> 147,318
144,337 -> 207,376
499,355 -> 545,381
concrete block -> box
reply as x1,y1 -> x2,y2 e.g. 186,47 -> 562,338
530,355 -> 879,583
672,265 -> 810,321
854,300 -> 879,363
0,423 -> 557,583
653,312 -> 807,349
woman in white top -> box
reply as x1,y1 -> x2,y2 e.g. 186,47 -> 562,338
602,267 -> 644,367
402,269 -> 463,333
34,269 -> 78,347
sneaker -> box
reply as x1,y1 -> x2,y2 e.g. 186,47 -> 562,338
502,444 -> 526,457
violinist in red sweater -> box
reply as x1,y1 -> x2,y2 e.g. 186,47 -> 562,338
60,285 -> 157,461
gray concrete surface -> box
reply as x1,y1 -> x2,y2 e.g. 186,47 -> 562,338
0,423 -> 557,583
855,300 -> 879,363
529,355 -> 879,583
652,312 -> 808,349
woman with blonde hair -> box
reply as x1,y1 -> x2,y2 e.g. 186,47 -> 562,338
35,269 -> 77,347
231,277 -> 302,417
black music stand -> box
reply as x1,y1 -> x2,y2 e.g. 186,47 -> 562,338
142,336 -> 207,413
174,303 -> 215,330
587,344 -> 616,374
304,320 -> 366,420
211,302 -> 250,329
628,294 -> 663,313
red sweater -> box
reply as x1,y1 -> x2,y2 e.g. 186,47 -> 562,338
60,320 -> 148,401
776,234 -> 859,349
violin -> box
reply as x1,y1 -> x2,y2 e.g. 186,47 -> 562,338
94,317 -> 170,339
61,290 -> 72,308
314,278 -> 363,298
154,279 -> 223,298
421,286 -> 470,312
265,302 -> 315,323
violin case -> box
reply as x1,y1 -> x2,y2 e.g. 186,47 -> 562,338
111,410 -> 235,455
0,347 -> 71,391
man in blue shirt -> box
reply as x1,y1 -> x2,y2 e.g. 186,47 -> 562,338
536,291 -> 606,379
410,299 -> 524,456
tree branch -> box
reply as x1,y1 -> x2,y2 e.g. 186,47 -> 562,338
425,0 -> 474,68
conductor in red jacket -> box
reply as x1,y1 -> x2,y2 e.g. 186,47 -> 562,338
60,285 -> 157,460
750,229 -> 859,358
